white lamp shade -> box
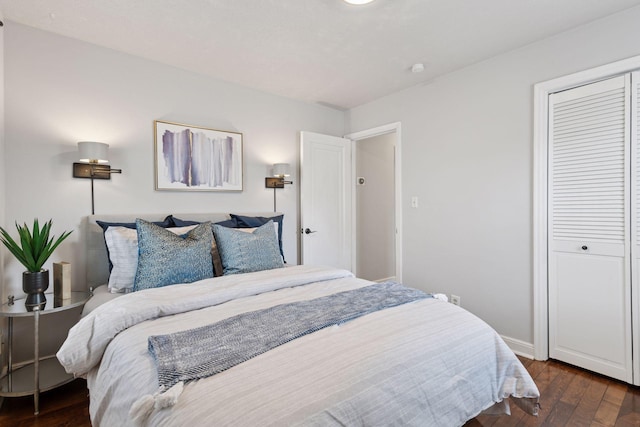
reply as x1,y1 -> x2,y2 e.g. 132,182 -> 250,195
273,163 -> 291,177
78,141 -> 109,163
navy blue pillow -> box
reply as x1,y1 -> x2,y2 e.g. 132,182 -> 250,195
171,217 -> 238,228
97,215 -> 175,271
96,215 -> 174,232
230,214 -> 284,260
215,219 -> 239,228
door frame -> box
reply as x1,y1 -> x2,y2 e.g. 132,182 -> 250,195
345,122 -> 402,283
533,55 -> 640,366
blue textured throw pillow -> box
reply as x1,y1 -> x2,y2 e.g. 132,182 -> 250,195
230,214 -> 285,260
213,220 -> 284,275
166,217 -> 237,276
133,219 -> 214,291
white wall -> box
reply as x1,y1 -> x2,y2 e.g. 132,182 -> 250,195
0,17 -> 5,305
2,22 -> 344,298
347,6 -> 640,348
0,15 -> 6,366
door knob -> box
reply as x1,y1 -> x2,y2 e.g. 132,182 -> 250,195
304,228 -> 317,235
581,245 -> 588,251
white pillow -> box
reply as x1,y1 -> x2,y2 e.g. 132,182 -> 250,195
104,225 -> 197,293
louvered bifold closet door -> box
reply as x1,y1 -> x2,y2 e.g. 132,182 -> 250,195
548,75 -> 632,383
632,72 -> 640,385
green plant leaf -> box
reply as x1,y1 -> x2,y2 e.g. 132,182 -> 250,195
32,219 -> 43,262
0,219 -> 72,272
0,226 -> 31,268
33,220 -> 51,268
18,223 -> 37,271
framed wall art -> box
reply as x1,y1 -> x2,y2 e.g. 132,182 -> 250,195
154,120 -> 243,191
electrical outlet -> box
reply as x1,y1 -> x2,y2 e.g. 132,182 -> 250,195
451,294 -> 461,306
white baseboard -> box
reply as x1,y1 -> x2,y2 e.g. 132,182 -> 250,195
501,335 -> 535,360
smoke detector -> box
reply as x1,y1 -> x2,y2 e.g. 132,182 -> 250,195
344,0 -> 375,5
411,63 -> 425,73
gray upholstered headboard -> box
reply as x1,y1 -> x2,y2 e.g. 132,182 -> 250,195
85,212 -> 280,287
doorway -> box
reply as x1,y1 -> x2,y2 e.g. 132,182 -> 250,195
299,124 -> 402,281
355,133 -> 395,281
347,123 -> 402,283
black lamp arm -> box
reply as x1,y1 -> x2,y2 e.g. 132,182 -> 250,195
73,163 -> 122,180
265,177 -> 293,188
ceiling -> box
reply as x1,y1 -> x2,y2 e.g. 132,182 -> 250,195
2,0 -> 640,110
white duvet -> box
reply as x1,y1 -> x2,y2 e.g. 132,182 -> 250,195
58,265 -> 539,426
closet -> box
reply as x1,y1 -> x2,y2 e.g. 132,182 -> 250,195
548,72 -> 638,383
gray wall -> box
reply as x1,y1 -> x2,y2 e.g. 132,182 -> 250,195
347,6 -> 640,348
2,22 -> 344,299
0,15 -> 5,367
356,133 -> 395,281
0,16 -> 4,305
1,22 -> 344,362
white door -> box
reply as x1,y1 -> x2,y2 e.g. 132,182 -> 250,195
548,75 -> 632,382
300,131 -> 352,270
632,71 -> 640,385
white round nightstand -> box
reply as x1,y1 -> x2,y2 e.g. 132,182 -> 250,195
0,292 -> 90,415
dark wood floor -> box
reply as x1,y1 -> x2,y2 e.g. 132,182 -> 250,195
1,357 -> 640,426
0,379 -> 90,427
466,357 -> 640,427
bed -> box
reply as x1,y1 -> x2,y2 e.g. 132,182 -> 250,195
57,213 -> 539,427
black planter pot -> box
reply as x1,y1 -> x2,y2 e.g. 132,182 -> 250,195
23,270 -> 49,311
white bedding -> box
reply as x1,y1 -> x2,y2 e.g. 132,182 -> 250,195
58,265 -> 539,426
82,284 -> 122,316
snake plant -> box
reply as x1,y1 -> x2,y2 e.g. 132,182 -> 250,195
0,219 -> 72,273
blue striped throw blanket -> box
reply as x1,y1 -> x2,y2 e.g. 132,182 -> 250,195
148,282 -> 431,390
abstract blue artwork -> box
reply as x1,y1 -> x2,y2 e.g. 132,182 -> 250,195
154,120 -> 243,191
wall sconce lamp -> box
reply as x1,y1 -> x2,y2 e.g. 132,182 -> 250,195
72,141 -> 122,215
265,163 -> 293,212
